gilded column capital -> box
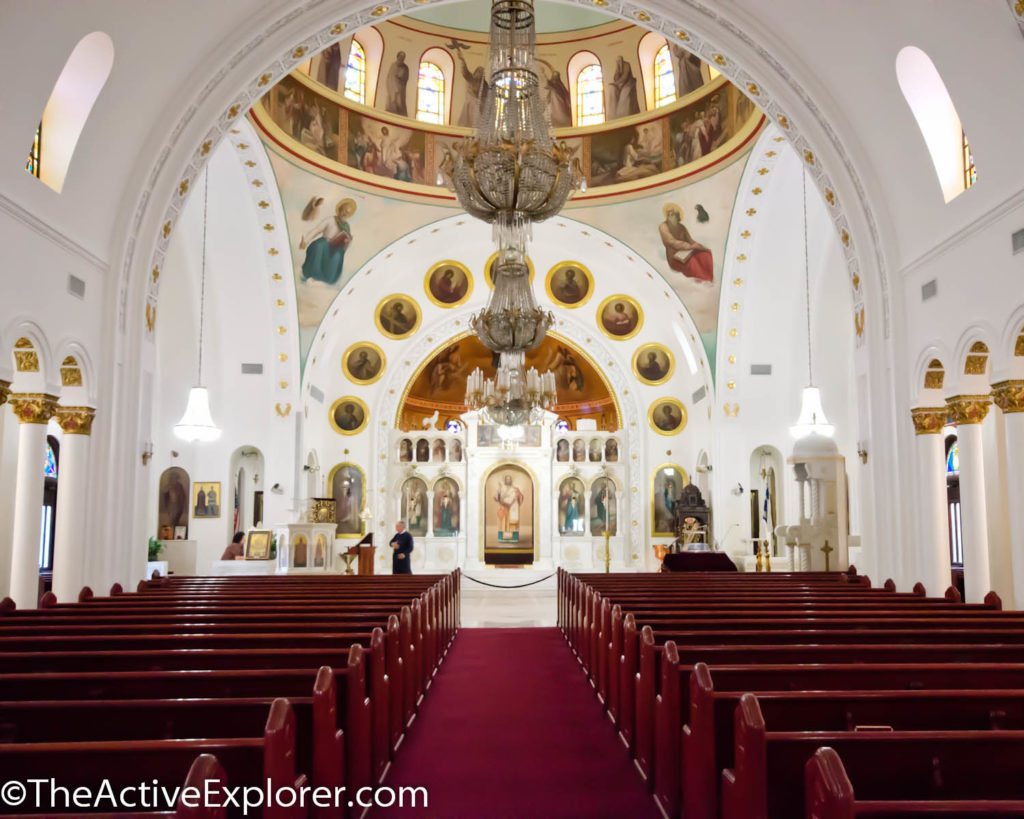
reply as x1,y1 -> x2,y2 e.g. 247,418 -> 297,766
0,380 -> 10,408
946,394 -> 991,425
991,380 -> 1024,414
56,406 -> 96,435
8,393 -> 59,425
910,406 -> 947,435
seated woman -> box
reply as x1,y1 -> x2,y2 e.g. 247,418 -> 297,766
221,531 -> 246,560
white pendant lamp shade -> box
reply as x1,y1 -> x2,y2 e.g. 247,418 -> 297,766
789,385 -> 834,439
174,168 -> 220,443
789,168 -> 835,441
174,386 -> 221,442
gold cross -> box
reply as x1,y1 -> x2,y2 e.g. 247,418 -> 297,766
820,540 -> 834,572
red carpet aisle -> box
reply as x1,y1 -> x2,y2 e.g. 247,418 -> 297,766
373,628 -> 659,818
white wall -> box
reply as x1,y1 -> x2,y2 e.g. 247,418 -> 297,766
147,139 -> 298,576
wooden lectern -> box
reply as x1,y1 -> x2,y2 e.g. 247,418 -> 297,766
346,532 -> 375,575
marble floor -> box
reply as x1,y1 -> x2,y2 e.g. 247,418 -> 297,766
459,572 -> 557,627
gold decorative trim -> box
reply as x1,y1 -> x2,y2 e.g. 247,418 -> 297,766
946,394 -> 991,426
1016,332 -> 1024,357
964,341 -> 989,375
991,380 -> 1024,414
651,463 -> 690,537
342,341 -> 387,386
13,338 -> 39,372
631,343 -> 675,386
544,261 -> 594,309
910,406 -> 947,435
423,260 -> 474,308
327,462 -> 367,539
56,406 -> 96,435
484,251 -> 535,289
275,403 -> 292,418
374,294 -> 422,340
647,397 -> 688,436
329,396 -> 370,436
0,380 -> 10,407
924,359 -> 945,390
9,393 -> 59,425
596,294 -> 644,341
60,356 -> 83,387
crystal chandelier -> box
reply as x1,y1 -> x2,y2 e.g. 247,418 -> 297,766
442,0 -> 581,426
174,169 -> 221,443
789,167 -> 834,439
465,353 -> 557,428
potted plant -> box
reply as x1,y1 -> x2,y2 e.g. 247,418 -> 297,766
147,536 -> 168,579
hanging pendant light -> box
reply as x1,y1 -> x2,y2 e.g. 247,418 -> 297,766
174,168 -> 221,443
789,167 -> 834,439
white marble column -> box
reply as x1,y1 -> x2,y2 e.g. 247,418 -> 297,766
910,407 -> 951,596
992,381 -> 1024,607
947,395 -> 992,603
7,394 -> 58,608
51,407 -> 96,603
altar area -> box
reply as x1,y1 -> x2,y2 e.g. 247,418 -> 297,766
380,411 -> 632,576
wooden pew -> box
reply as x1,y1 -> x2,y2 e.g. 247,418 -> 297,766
0,698 -> 305,818
681,661 -> 1024,819
804,746 -> 1024,818
721,694 -> 1024,819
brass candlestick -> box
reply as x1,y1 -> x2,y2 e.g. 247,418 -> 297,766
603,530 -> 611,574
340,553 -> 357,576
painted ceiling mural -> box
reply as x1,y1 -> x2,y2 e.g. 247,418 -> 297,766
263,139 -> 451,366
398,333 -> 618,431
259,111 -> 751,375
564,156 -> 747,369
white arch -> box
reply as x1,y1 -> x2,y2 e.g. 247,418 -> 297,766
53,338 -> 97,405
4,317 -> 58,393
895,46 -> 972,204
35,31 -> 115,194
98,0 -> 904,591
911,343 -> 952,404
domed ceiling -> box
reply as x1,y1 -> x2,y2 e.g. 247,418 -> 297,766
404,0 -> 614,33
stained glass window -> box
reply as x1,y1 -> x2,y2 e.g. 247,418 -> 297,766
576,64 -> 604,126
554,419 -> 571,432
946,441 -> 959,474
344,40 -> 366,104
44,442 -> 57,478
654,46 -> 676,108
445,419 -> 463,434
416,62 -> 445,124
962,131 -> 976,190
26,122 -> 41,178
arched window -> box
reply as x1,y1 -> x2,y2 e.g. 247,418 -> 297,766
895,46 -> 976,203
40,436 -> 59,571
27,31 -> 114,193
344,40 -> 367,104
653,45 -> 675,108
945,435 -> 963,569
26,123 -> 42,178
575,64 -> 605,126
44,441 -> 58,478
416,61 -> 445,124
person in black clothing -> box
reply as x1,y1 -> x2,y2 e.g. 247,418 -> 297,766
390,520 -> 414,574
